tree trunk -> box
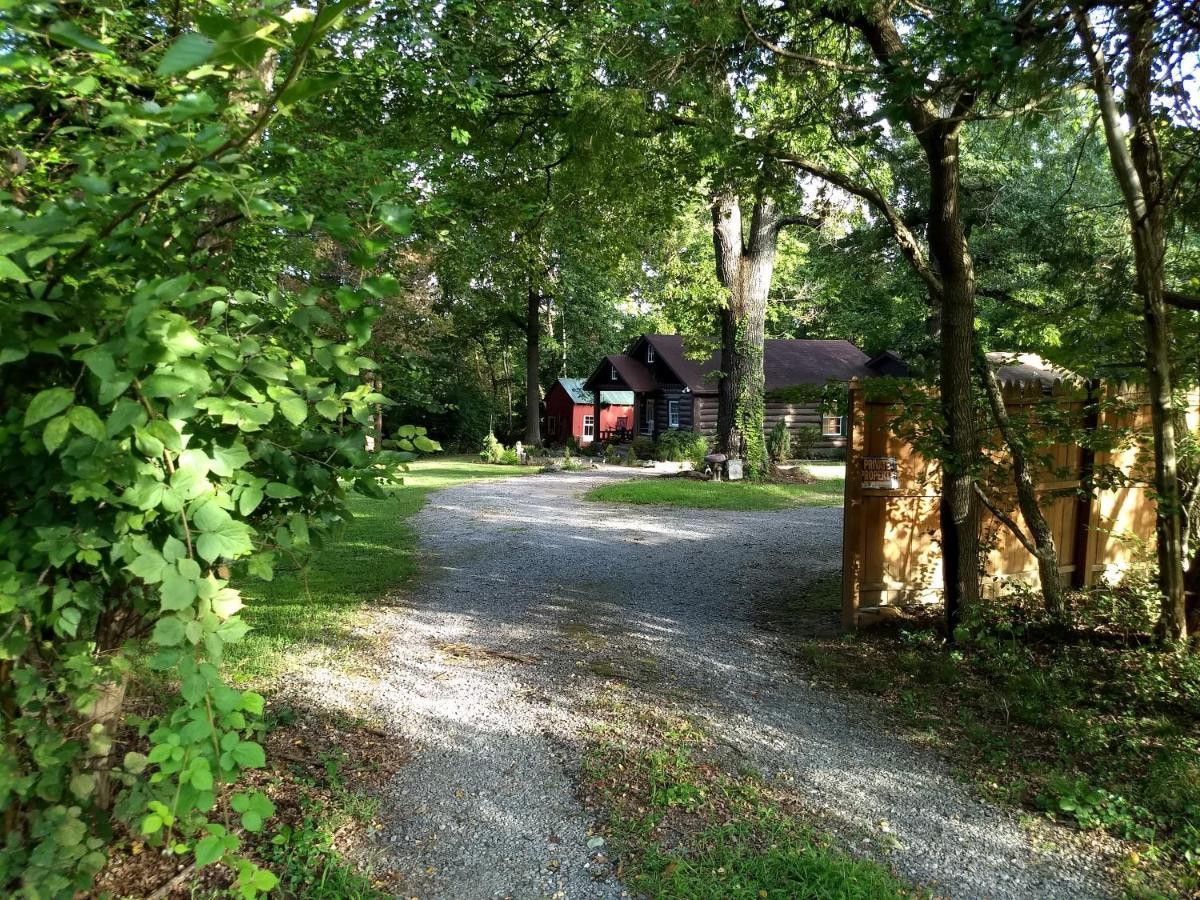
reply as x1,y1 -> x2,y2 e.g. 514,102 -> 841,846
920,123 -> 981,632
711,192 -> 782,478
979,356 -> 1066,622
503,345 -> 514,436
1075,3 -> 1188,642
524,286 -> 542,446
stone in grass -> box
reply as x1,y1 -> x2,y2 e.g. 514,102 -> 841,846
587,836 -> 605,850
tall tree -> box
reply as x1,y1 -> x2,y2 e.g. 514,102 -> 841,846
711,193 -> 819,473
745,0 -> 1074,628
1073,1 -> 1200,643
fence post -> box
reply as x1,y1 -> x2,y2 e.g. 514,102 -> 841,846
1070,380 -> 1102,589
841,380 -> 865,630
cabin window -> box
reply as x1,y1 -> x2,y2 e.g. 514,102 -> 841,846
583,415 -> 594,438
821,415 -> 844,437
547,416 -> 557,436
641,400 -> 655,434
616,416 -> 628,430
610,365 -> 618,381
668,400 -> 679,428
646,345 -> 655,364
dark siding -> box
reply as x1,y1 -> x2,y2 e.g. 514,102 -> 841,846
654,387 -> 693,434
764,401 -> 847,451
693,394 -> 718,437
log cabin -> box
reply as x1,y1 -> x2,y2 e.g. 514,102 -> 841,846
583,334 -> 905,454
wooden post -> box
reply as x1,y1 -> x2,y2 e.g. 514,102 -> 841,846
1070,380 -> 1102,589
841,380 -> 865,630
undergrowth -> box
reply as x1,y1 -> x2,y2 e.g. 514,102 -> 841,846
793,575 -> 1200,896
579,706 -> 913,898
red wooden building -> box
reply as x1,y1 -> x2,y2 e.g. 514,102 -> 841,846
544,378 -> 634,445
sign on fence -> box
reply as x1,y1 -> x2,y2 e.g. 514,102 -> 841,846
860,456 -> 899,490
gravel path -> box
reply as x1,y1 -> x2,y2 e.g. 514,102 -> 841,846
314,468 -> 1114,899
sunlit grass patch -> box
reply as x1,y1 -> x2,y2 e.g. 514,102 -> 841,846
584,477 -> 844,510
580,708 -> 913,899
230,456 -> 535,680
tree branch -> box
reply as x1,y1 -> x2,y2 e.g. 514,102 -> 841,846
1072,3 -> 1148,224
739,5 -> 871,74
773,213 -> 823,235
974,482 -> 1037,555
1164,289 -> 1200,310
772,152 -> 942,300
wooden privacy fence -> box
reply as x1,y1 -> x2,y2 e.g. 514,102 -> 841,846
840,379 -> 1193,629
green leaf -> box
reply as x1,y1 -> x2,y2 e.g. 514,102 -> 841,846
68,405 -> 106,441
264,482 -> 301,499
152,616 -> 187,646
231,741 -> 265,769
277,395 -> 307,426
127,548 -> 168,584
315,397 -> 341,420
157,32 -> 215,76
140,813 -> 164,835
278,75 -> 342,108
190,761 -> 214,793
160,570 -> 197,611
107,399 -> 145,438
70,772 -> 96,799
141,373 -> 192,398
0,255 -> 29,283
123,479 -> 166,511
25,388 -> 75,426
216,616 -> 249,644
194,834 -> 224,867
238,486 -> 263,516
47,20 -> 112,55
43,415 -> 71,453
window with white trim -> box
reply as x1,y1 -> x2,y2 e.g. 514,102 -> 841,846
646,345 -> 655,363
610,365 -> 618,381
668,400 -> 679,428
583,415 -> 594,438
821,415 -> 844,437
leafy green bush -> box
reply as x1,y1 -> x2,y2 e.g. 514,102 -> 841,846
656,429 -> 708,469
0,5 -> 429,894
604,444 -> 621,465
767,420 -> 792,462
630,436 -> 656,460
479,431 -> 506,464
792,425 -> 821,459
498,448 -> 520,465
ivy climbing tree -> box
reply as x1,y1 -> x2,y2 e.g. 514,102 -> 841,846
0,1 -> 430,895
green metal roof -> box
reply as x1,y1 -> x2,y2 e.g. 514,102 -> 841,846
557,377 -> 633,406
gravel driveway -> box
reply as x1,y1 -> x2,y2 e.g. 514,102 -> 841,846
312,468 -> 1113,899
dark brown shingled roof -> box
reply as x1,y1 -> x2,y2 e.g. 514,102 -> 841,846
583,354 -> 659,393
642,334 -> 876,394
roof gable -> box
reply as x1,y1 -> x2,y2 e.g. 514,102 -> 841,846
583,355 -> 658,393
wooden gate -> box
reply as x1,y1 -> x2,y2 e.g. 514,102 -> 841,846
840,379 -> 1184,629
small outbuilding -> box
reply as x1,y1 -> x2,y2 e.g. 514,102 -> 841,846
544,377 -> 635,445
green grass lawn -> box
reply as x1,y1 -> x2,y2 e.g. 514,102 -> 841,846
228,456 -> 532,681
584,475 -> 844,510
